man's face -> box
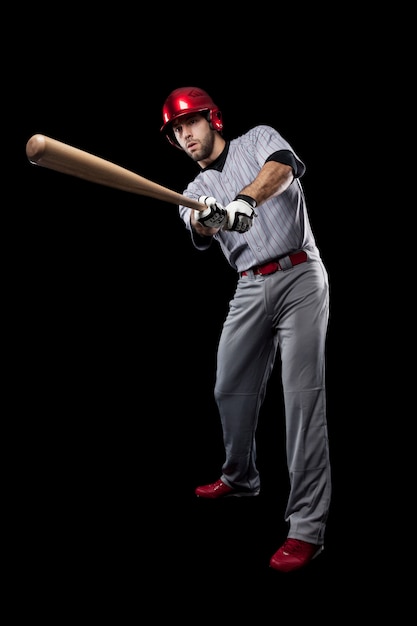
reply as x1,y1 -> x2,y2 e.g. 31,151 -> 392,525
171,113 -> 215,162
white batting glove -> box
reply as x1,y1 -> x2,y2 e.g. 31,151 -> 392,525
224,196 -> 257,233
196,196 -> 228,229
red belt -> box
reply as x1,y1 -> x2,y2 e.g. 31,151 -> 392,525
241,251 -> 308,277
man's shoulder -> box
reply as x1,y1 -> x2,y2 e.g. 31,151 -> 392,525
232,124 -> 278,143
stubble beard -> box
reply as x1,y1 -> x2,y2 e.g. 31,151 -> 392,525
186,134 -> 214,162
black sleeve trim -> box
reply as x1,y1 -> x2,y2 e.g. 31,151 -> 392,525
265,149 -> 306,178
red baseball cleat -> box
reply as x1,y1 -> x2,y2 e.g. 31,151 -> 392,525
195,478 -> 259,499
269,538 -> 324,572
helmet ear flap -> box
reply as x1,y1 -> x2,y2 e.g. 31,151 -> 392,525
209,109 -> 223,132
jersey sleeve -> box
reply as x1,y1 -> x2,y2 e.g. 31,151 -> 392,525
248,125 -> 306,178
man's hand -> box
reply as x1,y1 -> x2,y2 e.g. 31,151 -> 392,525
223,198 -> 257,233
196,196 -> 228,229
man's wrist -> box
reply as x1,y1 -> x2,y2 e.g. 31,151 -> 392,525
234,194 -> 257,208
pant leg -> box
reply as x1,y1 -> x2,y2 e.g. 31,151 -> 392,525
272,260 -> 331,544
214,276 -> 279,491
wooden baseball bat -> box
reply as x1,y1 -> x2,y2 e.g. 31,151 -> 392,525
26,134 -> 206,212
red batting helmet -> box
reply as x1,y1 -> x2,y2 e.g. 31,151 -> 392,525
160,86 -> 223,148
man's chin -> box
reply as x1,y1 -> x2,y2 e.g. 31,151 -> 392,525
188,150 -> 201,161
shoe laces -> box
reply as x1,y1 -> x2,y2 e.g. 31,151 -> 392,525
281,539 -> 311,555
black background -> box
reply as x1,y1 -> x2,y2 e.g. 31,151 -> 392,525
9,9 -> 395,618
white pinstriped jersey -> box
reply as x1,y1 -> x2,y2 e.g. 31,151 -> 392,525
179,125 -> 320,273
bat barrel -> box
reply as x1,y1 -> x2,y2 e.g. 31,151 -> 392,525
26,134 -> 206,212
26,134 -> 47,163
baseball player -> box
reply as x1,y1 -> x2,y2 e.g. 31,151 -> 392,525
161,86 -> 331,573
